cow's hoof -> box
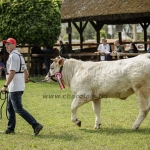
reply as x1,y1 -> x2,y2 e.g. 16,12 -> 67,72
94,126 -> 100,129
75,120 -> 81,127
94,124 -> 101,129
131,126 -> 139,130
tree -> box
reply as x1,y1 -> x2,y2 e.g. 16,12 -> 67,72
0,0 -> 61,73
83,22 -> 95,40
100,30 -> 106,39
0,0 -> 61,46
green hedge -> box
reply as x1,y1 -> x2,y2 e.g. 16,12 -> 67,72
0,0 -> 61,46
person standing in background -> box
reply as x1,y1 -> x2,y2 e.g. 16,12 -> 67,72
65,42 -> 72,54
59,41 -> 65,55
43,45 -> 53,74
0,57 -> 6,78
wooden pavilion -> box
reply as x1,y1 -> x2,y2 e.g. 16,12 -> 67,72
61,0 -> 150,50
1,0 -> 150,76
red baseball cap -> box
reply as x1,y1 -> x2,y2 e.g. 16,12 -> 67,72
2,38 -> 16,45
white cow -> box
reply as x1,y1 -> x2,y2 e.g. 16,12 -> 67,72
49,54 -> 150,130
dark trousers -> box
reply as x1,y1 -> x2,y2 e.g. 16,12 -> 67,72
32,58 -> 42,75
105,53 -> 111,61
44,59 -> 50,74
7,91 -> 39,131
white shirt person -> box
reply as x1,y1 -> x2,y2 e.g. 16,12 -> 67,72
97,39 -> 110,61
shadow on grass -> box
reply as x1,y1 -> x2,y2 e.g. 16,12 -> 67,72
29,131 -> 81,141
79,127 -> 150,135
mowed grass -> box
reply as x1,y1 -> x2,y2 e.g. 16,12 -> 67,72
0,76 -> 150,150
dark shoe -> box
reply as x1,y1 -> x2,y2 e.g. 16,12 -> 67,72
33,124 -> 43,136
4,129 -> 15,134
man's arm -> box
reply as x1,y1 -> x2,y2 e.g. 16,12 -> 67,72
24,69 -> 30,83
97,45 -> 104,54
1,70 -> 15,92
4,70 -> 15,86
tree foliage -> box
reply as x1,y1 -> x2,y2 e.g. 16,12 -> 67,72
0,0 -> 61,46
100,30 -> 107,39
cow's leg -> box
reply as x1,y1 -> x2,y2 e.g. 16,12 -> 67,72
71,92 -> 92,127
92,99 -> 101,129
132,93 -> 150,130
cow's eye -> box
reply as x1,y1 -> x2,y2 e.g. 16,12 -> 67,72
51,67 -> 54,70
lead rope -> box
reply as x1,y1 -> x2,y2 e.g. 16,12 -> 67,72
0,91 -> 8,120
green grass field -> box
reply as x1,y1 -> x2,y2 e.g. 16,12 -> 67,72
0,76 -> 150,150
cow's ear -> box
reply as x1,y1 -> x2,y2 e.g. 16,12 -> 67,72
51,58 -> 55,62
51,58 -> 58,62
58,58 -> 64,66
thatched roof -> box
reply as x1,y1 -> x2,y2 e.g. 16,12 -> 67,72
61,0 -> 150,24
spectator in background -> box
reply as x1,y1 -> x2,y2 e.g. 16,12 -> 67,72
97,38 -> 110,61
59,41 -> 65,55
43,45 -> 53,74
111,48 -> 117,60
147,43 -> 150,53
114,40 -> 125,59
31,46 -> 43,76
128,42 -> 138,58
65,42 -> 72,54
114,40 -> 125,53
105,40 -> 111,61
0,58 -> 6,79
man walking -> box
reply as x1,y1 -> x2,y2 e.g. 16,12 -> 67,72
1,38 -> 43,135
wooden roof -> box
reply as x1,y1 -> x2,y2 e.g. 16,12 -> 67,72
61,0 -> 150,24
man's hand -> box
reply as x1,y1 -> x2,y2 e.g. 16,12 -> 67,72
1,87 -> 7,92
25,78 -> 30,83
95,52 -> 99,54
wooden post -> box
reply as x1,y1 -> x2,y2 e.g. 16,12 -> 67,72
68,22 -> 72,45
72,21 -> 88,51
27,45 -> 31,75
118,32 -> 122,44
96,22 -> 100,44
80,22 -> 83,50
144,26 -> 147,51
90,21 -> 103,50
140,22 -> 150,51
133,24 -> 137,42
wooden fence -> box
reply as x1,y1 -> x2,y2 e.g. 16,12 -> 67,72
0,42 -> 149,76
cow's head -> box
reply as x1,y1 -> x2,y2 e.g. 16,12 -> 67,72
50,56 -> 65,76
